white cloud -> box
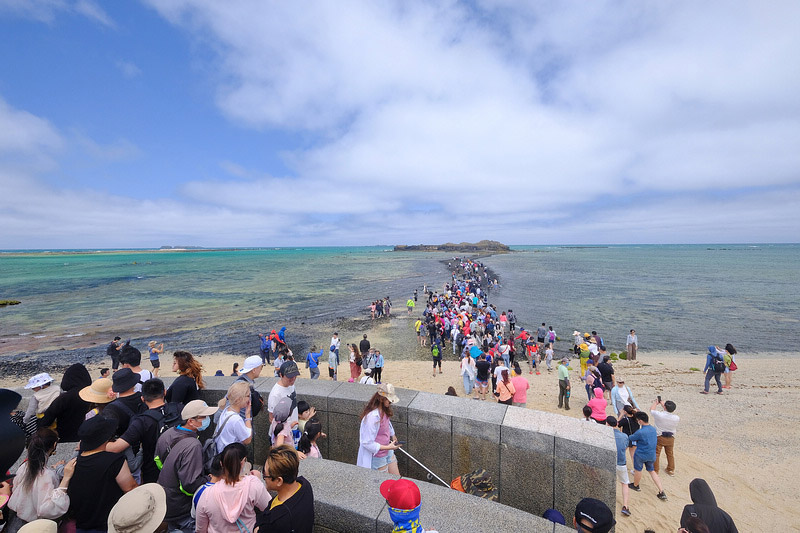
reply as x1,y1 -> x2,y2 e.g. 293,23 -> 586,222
141,1 -> 800,222
0,0 -> 114,26
3,1 -> 800,247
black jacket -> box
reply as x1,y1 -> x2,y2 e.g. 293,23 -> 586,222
255,476 -> 314,533
40,364 -> 92,442
680,478 -> 738,533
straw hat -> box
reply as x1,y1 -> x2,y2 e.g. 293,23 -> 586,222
107,483 -> 166,533
18,519 -> 57,533
79,378 -> 113,404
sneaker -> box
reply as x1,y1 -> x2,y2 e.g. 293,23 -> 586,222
529,370 -> 534,374
621,506 -> 631,517
657,491 -> 668,501
628,483 -> 641,492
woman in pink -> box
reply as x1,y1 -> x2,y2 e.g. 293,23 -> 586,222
195,443 -> 271,533
587,387 -> 608,423
357,384 -> 402,474
510,364 -> 530,407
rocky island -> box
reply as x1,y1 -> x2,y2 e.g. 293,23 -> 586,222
393,240 -> 510,252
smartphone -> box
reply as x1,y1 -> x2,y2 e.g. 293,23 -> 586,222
395,441 -> 405,445
657,395 -> 661,403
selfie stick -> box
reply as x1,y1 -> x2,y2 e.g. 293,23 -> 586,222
395,447 -> 450,488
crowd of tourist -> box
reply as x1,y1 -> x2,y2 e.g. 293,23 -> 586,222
0,258 -> 741,532
0,342 -> 319,533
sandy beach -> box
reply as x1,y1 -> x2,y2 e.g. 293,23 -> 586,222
4,313 -> 798,532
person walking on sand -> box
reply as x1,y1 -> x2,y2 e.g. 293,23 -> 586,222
606,416 -> 632,518
702,346 -> 725,395
148,341 -> 164,377
406,298 -> 415,315
723,343 -> 737,389
374,350 -> 385,384
359,334 -> 370,356
348,344 -> 362,383
626,330 -> 638,361
558,358 -> 571,411
460,353 -> 476,396
327,345 -> 339,381
627,412 -> 668,501
651,398 -> 679,476
306,346 -> 322,380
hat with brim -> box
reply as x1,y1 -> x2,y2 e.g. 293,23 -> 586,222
377,383 -> 400,403
272,396 -> 292,423
459,469 -> 498,501
79,378 -> 114,404
181,400 -> 218,420
78,415 -> 118,452
25,373 -> 54,389
18,519 -> 58,533
111,368 -> 140,393
239,355 -> 264,374
107,483 -> 166,533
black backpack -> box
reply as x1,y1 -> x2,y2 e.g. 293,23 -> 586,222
713,353 -> 726,373
143,403 -> 183,437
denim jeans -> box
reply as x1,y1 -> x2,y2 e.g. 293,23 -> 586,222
704,369 -> 722,392
463,373 -> 474,395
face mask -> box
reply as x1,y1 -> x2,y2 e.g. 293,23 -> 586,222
199,416 -> 211,431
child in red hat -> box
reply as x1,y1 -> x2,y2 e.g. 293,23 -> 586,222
379,479 -> 438,533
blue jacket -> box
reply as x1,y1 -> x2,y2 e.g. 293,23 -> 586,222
704,346 -> 721,372
306,350 -> 321,369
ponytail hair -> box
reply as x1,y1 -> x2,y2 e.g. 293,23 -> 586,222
297,418 -> 322,454
220,442 -> 248,485
22,428 -> 59,489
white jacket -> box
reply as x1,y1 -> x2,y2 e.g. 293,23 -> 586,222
357,409 -> 394,468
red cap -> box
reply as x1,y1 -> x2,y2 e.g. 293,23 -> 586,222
380,479 -> 421,510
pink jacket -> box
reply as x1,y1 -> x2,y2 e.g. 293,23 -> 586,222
587,387 -> 607,422
195,475 -> 271,532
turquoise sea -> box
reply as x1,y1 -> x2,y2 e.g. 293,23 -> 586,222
0,244 -> 797,361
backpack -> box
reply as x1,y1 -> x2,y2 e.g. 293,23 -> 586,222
236,376 -> 264,418
432,345 -> 440,358
143,403 -> 183,438
713,353 -> 726,373
202,411 -> 234,473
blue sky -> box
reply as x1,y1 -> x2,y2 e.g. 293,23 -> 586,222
1,0 -> 799,248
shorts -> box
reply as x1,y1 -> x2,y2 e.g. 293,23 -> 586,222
633,455 -> 655,472
150,359 -> 160,368
371,449 -> 396,470
476,379 -> 488,388
616,464 -> 630,484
